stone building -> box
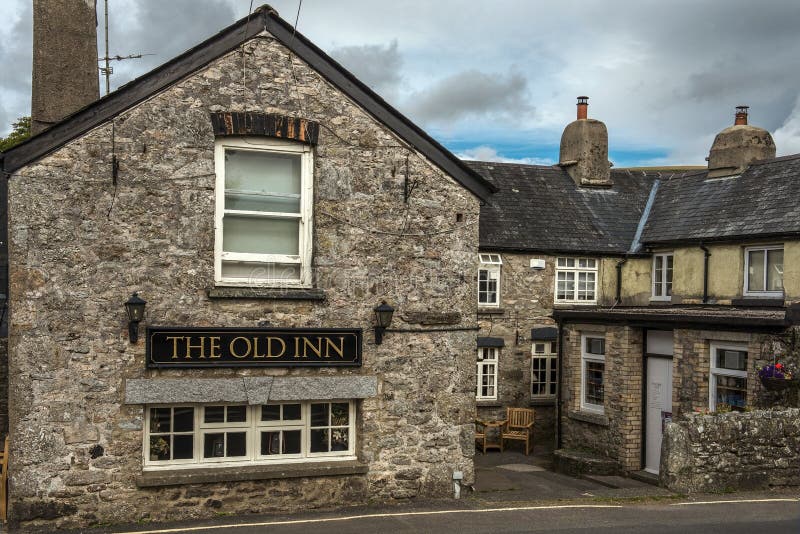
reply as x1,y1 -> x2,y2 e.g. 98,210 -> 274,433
0,6 -> 494,529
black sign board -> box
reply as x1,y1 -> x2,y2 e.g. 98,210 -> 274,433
146,327 -> 362,368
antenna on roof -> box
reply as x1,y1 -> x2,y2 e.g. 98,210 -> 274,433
98,0 -> 153,95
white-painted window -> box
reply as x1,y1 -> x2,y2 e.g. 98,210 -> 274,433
214,137 -> 313,286
531,341 -> 557,399
478,254 -> 502,307
709,343 -> 748,412
144,401 -> 355,469
556,258 -> 598,303
581,335 -> 605,414
651,253 -> 674,300
476,347 -> 499,400
744,246 -> 783,296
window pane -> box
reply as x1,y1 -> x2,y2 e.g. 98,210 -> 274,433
715,375 -> 747,411
283,404 -> 302,421
227,406 -> 247,423
173,407 -> 194,432
310,429 -> 329,453
261,405 -> 281,421
716,349 -> 747,371
311,403 -> 329,427
221,261 -> 300,281
261,431 -> 280,455
149,436 -> 171,461
283,430 -> 302,454
225,149 -> 300,203
331,403 -> 349,426
331,428 -> 349,451
227,432 -> 247,457
151,408 -> 171,433
222,215 -> 299,255
585,361 -> 605,406
204,433 -> 226,458
204,406 -> 225,424
587,338 -> 605,355
534,343 -> 545,354
748,250 -> 765,291
767,249 -> 783,291
172,435 -> 194,460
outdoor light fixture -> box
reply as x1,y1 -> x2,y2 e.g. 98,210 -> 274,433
373,301 -> 395,345
124,292 -> 147,344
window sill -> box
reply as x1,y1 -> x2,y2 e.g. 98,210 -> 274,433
207,287 -> 326,300
478,307 -> 504,315
529,398 -> 556,407
136,459 -> 368,487
568,410 -> 608,426
553,302 -> 597,307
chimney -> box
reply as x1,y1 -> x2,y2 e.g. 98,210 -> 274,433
558,96 -> 612,187
31,0 -> 100,135
707,106 -> 776,178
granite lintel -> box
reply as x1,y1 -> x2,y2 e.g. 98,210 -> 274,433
124,378 -> 247,405
269,376 -> 377,401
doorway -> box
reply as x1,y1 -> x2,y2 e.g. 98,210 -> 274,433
644,330 -> 673,474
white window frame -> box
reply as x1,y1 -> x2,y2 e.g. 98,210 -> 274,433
580,334 -> 605,414
214,137 -> 314,287
476,347 -> 499,400
478,254 -> 502,307
531,340 -> 557,399
143,401 -> 356,470
651,252 -> 674,301
743,245 -> 784,297
555,258 -> 598,304
709,342 -> 748,412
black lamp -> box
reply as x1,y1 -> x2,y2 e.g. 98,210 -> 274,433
124,292 -> 147,343
373,301 -> 394,345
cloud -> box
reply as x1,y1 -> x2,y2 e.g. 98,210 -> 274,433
0,0 -> 32,132
329,40 -> 403,103
773,95 -> 800,156
456,145 -> 553,166
406,69 -> 533,126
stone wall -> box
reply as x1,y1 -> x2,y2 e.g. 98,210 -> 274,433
0,338 -> 7,440
661,408 -> 800,493
7,31 -> 480,529
559,324 -> 642,471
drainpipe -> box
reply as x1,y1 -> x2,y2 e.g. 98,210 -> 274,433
555,317 -> 564,450
615,257 -> 628,305
700,244 -> 710,304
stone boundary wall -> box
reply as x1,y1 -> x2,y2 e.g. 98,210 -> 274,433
661,408 -> 800,493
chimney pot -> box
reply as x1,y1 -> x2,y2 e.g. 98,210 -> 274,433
734,105 -> 749,126
576,96 -> 589,120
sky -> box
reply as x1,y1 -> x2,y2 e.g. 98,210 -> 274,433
2,0 -> 800,167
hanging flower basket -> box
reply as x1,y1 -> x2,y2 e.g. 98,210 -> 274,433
758,362 -> 797,391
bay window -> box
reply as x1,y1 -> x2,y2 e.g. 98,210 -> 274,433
709,343 -> 748,412
581,335 -> 605,413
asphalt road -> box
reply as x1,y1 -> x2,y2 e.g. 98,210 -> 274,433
95,497 -> 800,534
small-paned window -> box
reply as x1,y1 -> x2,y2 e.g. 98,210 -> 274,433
652,253 -> 674,300
709,343 -> 748,412
477,347 -> 499,400
144,402 -> 355,468
478,254 -> 502,307
556,258 -> 598,303
531,341 -> 557,398
744,246 -> 783,295
214,138 -> 313,287
581,335 -> 605,413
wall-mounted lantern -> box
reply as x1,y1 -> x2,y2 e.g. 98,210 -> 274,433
373,301 -> 395,345
124,292 -> 147,344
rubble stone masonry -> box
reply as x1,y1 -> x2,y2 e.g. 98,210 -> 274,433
7,32 -> 480,529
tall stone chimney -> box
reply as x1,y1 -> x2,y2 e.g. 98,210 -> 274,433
31,0 -> 100,135
707,106 -> 776,178
558,96 -> 612,187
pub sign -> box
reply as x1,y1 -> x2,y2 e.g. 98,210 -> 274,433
146,327 -> 362,368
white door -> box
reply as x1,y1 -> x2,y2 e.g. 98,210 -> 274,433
645,356 -> 673,474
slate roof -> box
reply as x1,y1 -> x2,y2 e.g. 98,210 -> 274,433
640,155 -> 800,245
469,161 -> 660,254
0,4 -> 494,201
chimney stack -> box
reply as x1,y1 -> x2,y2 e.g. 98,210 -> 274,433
707,106 -> 775,178
558,96 -> 612,187
31,0 -> 100,135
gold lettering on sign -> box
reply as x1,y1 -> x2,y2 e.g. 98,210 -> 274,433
325,337 -> 346,359
209,337 -> 222,358
230,336 -> 252,359
165,336 -> 185,359
252,337 -> 266,359
293,337 -> 301,358
267,337 -> 286,358
302,337 -> 323,358
185,336 -> 206,359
